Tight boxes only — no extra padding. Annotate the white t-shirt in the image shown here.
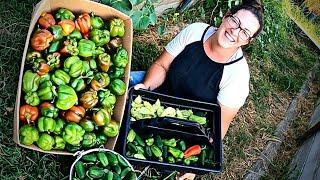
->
[165,22,250,108]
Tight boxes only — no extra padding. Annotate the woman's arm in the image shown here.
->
[139,50,175,90]
[219,103,239,139]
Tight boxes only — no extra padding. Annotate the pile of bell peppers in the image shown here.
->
[19,8,129,152]
[126,129,216,167]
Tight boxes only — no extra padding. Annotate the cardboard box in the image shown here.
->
[13,0,133,155]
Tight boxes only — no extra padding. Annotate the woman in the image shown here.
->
[130,0,263,179]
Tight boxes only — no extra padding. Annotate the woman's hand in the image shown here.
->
[134,83,148,90]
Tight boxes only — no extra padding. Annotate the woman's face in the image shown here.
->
[216,9,260,49]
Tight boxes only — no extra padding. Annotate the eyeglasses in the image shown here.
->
[226,15,252,41]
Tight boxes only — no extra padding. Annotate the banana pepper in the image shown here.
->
[63,122,85,146]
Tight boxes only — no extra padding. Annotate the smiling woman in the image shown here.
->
[130,1,263,178]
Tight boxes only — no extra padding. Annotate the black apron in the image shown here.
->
[156,26,243,103]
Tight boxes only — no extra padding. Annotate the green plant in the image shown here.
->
[100,0,158,30]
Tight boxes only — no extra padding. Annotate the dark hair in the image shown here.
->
[229,0,264,38]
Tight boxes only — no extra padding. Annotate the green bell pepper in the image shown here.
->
[108,66,124,79]
[54,136,66,150]
[37,117,56,133]
[22,70,40,93]
[26,51,41,64]
[146,138,154,146]
[56,85,78,110]
[65,143,81,152]
[98,90,116,108]
[93,108,111,126]
[40,102,59,118]
[64,56,83,77]
[46,52,61,70]
[79,119,95,132]
[95,133,108,146]
[63,122,85,146]
[112,47,128,68]
[55,8,75,21]
[97,53,111,72]
[81,60,91,75]
[51,69,70,85]
[48,40,61,53]
[24,92,40,106]
[39,74,51,84]
[82,132,96,148]
[78,39,105,57]
[109,79,126,96]
[54,118,66,135]
[103,120,119,137]
[86,58,97,70]
[71,78,86,92]
[90,29,110,46]
[168,156,175,164]
[37,81,56,101]
[91,13,104,29]
[109,18,125,37]
[37,133,55,151]
[168,147,184,159]
[60,39,79,56]
[19,124,39,145]
[68,29,82,40]
[50,25,63,41]
[184,156,198,165]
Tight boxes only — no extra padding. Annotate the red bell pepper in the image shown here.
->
[184,145,201,159]
[31,29,54,51]
[75,13,91,38]
[38,12,56,29]
[19,104,39,124]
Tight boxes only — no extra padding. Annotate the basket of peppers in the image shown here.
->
[13,0,133,155]
[69,148,137,180]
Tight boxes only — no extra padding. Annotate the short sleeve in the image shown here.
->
[217,60,250,109]
[165,22,209,57]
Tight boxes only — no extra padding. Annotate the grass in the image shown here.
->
[0,0,319,179]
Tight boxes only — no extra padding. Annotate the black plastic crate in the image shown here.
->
[118,88,222,174]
